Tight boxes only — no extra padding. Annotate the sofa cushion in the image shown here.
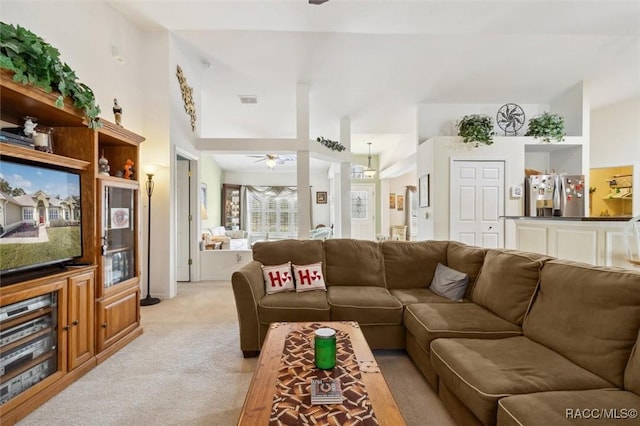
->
[498,389,640,426]
[324,239,386,287]
[327,286,403,325]
[430,336,615,426]
[381,240,449,289]
[446,241,485,298]
[404,303,522,351]
[429,263,469,301]
[626,329,640,395]
[262,262,295,294]
[471,249,547,325]
[258,291,330,324]
[524,260,640,388]
[292,262,327,292]
[253,240,324,269]
[389,288,456,306]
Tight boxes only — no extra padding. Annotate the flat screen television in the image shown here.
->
[0,157,83,280]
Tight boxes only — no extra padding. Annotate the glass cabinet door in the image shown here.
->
[100,181,137,295]
[222,184,241,230]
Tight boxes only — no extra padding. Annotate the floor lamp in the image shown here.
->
[141,170,161,306]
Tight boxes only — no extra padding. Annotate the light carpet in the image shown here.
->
[17,281,454,426]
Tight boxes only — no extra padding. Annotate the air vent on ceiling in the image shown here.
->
[239,95,257,104]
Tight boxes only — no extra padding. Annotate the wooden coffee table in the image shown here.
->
[238,321,406,425]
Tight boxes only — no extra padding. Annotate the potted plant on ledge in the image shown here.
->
[525,111,566,143]
[456,114,495,147]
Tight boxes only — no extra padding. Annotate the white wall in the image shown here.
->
[1,2,146,134]
[550,82,586,137]
[418,103,548,140]
[384,172,417,236]
[200,154,224,230]
[590,99,640,167]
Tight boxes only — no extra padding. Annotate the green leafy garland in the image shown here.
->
[525,112,565,143]
[456,114,495,146]
[316,136,346,152]
[0,22,101,128]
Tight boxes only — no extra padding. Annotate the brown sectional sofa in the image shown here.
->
[231,238,640,425]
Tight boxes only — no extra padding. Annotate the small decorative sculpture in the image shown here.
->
[123,159,135,179]
[113,98,123,126]
[98,152,110,176]
[23,116,37,137]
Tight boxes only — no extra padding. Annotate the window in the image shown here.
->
[247,186,297,236]
[23,208,33,221]
[49,209,59,220]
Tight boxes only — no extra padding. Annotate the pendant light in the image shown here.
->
[363,142,376,178]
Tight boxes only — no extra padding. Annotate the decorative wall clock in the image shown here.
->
[496,103,525,136]
[176,65,197,132]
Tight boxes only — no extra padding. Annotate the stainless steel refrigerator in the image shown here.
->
[525,175,558,217]
[556,174,585,217]
[525,174,585,217]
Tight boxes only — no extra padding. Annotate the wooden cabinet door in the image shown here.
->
[96,286,140,352]
[67,270,95,370]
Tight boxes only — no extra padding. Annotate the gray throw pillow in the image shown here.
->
[429,263,469,301]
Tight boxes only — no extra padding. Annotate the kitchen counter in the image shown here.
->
[503,216,632,222]
[504,217,632,268]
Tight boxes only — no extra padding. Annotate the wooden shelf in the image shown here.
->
[0,142,91,170]
[0,70,86,127]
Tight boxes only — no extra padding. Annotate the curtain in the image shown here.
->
[245,186,297,202]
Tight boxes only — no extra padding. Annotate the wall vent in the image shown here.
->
[239,95,257,104]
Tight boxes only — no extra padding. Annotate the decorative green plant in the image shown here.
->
[0,22,101,128]
[456,114,495,146]
[316,136,346,152]
[525,111,565,143]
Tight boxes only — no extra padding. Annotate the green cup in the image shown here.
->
[314,328,337,370]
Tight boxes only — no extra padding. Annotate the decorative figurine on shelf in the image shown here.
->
[113,98,123,126]
[123,159,135,179]
[98,152,110,176]
[23,116,37,137]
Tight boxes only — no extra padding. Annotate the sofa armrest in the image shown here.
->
[231,260,265,355]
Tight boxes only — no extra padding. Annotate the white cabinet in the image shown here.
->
[507,218,631,268]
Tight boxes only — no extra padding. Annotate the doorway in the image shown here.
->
[351,183,376,240]
[450,160,505,248]
[176,156,192,282]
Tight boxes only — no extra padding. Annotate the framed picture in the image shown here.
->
[397,195,404,211]
[389,193,396,209]
[316,191,327,204]
[419,174,430,207]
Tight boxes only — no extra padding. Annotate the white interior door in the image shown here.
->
[351,183,375,240]
[450,160,505,248]
[176,159,190,282]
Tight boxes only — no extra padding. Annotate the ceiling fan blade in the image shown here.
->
[253,158,267,163]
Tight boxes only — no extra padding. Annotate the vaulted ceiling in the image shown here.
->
[111,0,639,167]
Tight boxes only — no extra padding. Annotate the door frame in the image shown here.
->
[449,157,508,248]
[174,147,200,284]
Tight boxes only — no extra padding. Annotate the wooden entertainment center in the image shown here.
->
[0,70,144,424]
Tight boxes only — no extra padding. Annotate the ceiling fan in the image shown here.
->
[247,154,296,169]
[309,0,330,4]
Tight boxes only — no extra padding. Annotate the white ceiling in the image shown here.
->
[110,0,640,171]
